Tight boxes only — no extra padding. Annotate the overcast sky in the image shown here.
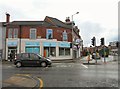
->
[0,0,119,47]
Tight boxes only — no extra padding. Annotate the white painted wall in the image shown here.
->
[0,22,6,60]
[0,23,2,50]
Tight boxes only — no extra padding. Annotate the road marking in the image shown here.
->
[15,74,30,77]
[81,64,88,68]
[38,78,43,89]
[7,66,12,68]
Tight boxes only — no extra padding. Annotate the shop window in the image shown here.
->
[59,48,70,56]
[25,47,40,54]
[59,48,64,56]
[65,48,70,55]
[63,30,67,41]
[30,28,36,39]
[46,29,53,39]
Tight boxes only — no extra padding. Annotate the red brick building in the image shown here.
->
[6,14,82,60]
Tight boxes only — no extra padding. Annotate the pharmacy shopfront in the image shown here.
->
[6,39,72,60]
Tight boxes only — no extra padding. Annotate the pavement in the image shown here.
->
[2,74,40,89]
[80,55,118,65]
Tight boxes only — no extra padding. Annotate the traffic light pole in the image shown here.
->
[95,46,97,64]
[103,45,106,63]
[91,37,97,64]
[100,38,106,63]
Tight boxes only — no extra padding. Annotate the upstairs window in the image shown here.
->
[13,28,18,38]
[63,30,67,41]
[8,28,12,38]
[8,28,18,38]
[30,28,36,39]
[46,29,53,39]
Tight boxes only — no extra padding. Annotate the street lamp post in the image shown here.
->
[71,12,79,59]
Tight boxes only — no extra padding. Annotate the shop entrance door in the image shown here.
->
[8,47,17,60]
[44,47,49,57]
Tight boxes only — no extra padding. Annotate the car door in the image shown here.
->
[29,53,40,66]
[21,53,31,66]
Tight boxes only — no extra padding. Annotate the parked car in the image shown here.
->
[14,53,52,68]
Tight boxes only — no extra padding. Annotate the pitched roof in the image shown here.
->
[8,21,44,26]
[7,16,72,29]
[44,16,72,29]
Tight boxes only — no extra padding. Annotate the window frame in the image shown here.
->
[63,30,68,41]
[59,47,70,56]
[30,28,36,39]
[13,28,18,38]
[46,29,53,39]
[8,28,13,38]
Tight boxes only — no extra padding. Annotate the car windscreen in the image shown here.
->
[37,54,45,59]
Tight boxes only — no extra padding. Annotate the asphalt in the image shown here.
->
[1,55,117,88]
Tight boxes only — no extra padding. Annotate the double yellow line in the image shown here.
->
[15,74,43,89]
[38,78,43,89]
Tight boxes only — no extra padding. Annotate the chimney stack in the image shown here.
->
[6,13,10,23]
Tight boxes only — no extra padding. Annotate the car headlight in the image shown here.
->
[47,59,51,62]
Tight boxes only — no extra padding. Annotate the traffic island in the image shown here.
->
[2,74,40,89]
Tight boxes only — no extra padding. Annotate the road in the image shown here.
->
[1,56,119,88]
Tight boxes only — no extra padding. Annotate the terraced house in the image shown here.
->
[6,14,82,61]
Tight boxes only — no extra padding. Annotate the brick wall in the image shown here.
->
[6,25,72,42]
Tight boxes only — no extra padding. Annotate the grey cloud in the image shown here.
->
[79,21,117,46]
[0,4,27,21]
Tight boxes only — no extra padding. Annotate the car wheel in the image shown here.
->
[41,62,47,67]
[16,62,21,68]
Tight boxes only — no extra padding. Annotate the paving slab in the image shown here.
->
[2,75,38,88]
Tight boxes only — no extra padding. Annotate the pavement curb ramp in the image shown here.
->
[2,75,40,89]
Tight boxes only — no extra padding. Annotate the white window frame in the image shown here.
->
[13,28,18,38]
[63,30,67,41]
[46,29,53,39]
[30,28,36,39]
[8,28,13,38]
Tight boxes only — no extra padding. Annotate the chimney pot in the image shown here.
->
[65,17,70,22]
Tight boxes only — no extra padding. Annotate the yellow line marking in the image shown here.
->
[15,74,30,77]
[38,78,43,89]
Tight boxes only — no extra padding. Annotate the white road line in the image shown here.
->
[7,66,12,68]
[81,64,88,69]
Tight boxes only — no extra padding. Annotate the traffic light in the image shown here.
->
[100,38,104,45]
[116,42,119,48]
[91,37,96,46]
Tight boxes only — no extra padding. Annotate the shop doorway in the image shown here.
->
[44,47,56,57]
[8,47,17,60]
